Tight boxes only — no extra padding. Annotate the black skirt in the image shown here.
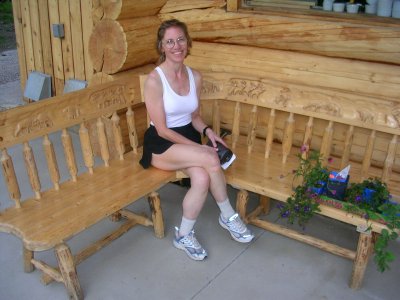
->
[139,122,201,169]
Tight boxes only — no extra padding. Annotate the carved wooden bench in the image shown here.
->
[196,72,400,289]
[0,77,176,299]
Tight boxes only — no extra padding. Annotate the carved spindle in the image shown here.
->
[79,123,94,174]
[282,112,295,163]
[212,100,220,137]
[382,135,398,183]
[341,125,354,169]
[1,149,21,208]
[231,102,241,150]
[61,129,78,182]
[301,116,314,159]
[96,117,110,167]
[23,142,41,199]
[247,105,258,154]
[126,107,138,154]
[320,120,334,166]
[265,109,275,158]
[43,135,60,191]
[361,130,376,180]
[111,112,125,160]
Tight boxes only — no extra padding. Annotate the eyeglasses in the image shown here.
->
[163,37,187,49]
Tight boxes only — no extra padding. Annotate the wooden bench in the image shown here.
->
[0,77,176,300]
[195,71,400,289]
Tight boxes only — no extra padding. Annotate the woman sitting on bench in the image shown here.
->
[140,19,254,261]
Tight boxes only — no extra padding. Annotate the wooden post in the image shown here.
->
[23,142,41,199]
[260,195,271,214]
[361,130,375,180]
[1,148,22,208]
[97,117,110,167]
[227,0,240,12]
[265,108,275,158]
[62,129,78,182]
[55,243,83,300]
[236,189,249,223]
[43,135,60,190]
[341,125,354,169]
[148,192,164,238]
[23,246,34,273]
[282,112,294,163]
[247,105,258,154]
[231,102,241,150]
[349,232,372,289]
[79,123,94,174]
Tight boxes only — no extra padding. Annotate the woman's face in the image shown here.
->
[161,26,188,63]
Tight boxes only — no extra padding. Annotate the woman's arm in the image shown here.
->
[191,70,228,148]
[144,71,200,146]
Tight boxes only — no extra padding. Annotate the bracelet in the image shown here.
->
[202,126,211,137]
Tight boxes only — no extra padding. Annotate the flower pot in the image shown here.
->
[323,0,334,10]
[362,187,376,204]
[377,0,393,17]
[346,3,360,13]
[311,181,326,195]
[333,2,346,12]
[326,172,349,200]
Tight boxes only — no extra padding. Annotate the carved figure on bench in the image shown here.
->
[140,19,254,261]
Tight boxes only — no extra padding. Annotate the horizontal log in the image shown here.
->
[89,18,160,74]
[94,0,167,21]
[250,217,357,260]
[160,0,226,13]
[160,7,400,65]
[186,41,400,103]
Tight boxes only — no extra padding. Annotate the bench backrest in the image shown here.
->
[0,77,142,209]
[199,72,400,202]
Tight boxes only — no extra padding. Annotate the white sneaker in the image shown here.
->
[173,227,208,261]
[219,213,254,243]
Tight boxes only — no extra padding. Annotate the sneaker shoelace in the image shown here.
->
[226,213,247,233]
[180,230,202,249]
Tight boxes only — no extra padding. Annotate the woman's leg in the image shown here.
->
[151,144,228,203]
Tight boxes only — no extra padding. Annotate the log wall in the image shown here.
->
[12,0,95,97]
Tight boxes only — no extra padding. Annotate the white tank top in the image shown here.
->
[154,66,198,128]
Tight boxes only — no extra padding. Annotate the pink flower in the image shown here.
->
[300,144,309,153]
[328,157,333,164]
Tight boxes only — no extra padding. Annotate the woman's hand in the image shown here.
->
[205,128,228,149]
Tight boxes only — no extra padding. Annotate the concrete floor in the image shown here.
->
[0,61,399,300]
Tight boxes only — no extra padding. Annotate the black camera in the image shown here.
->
[207,140,234,165]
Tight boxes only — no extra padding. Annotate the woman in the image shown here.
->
[140,19,254,261]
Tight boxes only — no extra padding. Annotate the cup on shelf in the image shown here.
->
[392,1,400,18]
[333,2,346,12]
[365,3,378,14]
[346,3,360,13]
[323,0,334,10]
[377,0,393,17]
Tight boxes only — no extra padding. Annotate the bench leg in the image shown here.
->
[148,192,164,238]
[349,232,373,289]
[23,246,34,273]
[55,243,83,300]
[259,195,271,214]
[236,189,249,222]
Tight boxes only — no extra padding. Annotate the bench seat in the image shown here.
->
[224,136,391,234]
[0,150,175,252]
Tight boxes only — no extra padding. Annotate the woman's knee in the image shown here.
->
[202,148,221,171]
[189,168,210,191]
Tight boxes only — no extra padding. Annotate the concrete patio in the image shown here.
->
[0,51,399,300]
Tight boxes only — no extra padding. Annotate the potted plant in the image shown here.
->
[278,148,329,228]
[344,178,400,272]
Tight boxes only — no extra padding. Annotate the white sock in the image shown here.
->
[217,199,236,220]
[179,216,196,237]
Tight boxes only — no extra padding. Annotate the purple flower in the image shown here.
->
[304,206,311,213]
[355,195,362,203]
[281,210,290,218]
[300,144,309,153]
[363,213,370,220]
